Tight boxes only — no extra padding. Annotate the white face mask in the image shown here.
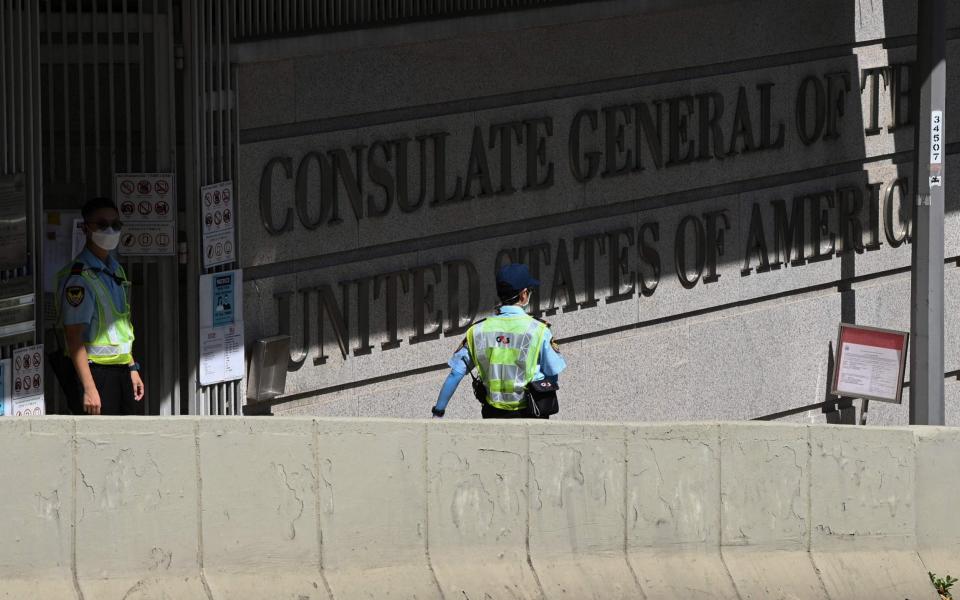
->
[91,228,121,251]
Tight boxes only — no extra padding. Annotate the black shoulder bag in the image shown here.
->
[525,379,559,417]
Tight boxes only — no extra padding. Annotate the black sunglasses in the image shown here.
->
[85,219,124,231]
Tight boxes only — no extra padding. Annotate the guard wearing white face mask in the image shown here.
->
[53,197,144,416]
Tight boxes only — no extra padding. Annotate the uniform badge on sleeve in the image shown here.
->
[65,286,85,307]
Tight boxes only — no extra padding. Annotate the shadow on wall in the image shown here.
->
[247,0,956,424]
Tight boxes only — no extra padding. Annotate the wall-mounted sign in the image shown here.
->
[831,324,909,404]
[11,344,44,414]
[199,270,244,386]
[200,180,236,268]
[12,396,44,416]
[114,173,177,256]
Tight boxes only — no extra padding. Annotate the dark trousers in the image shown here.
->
[481,403,549,420]
[65,363,138,416]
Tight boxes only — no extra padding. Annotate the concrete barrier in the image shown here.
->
[0,419,76,600]
[809,427,933,600]
[427,422,539,599]
[719,423,827,600]
[0,417,954,600]
[916,427,960,582]
[75,418,206,600]
[627,423,737,600]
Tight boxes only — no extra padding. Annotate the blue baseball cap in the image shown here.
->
[496,263,540,296]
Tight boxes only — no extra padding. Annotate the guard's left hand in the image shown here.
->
[131,371,145,401]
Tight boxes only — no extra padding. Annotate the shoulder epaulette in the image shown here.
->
[533,316,552,328]
[70,262,85,276]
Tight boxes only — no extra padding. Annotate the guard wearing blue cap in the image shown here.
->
[431,263,566,419]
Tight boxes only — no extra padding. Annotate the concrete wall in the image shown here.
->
[1,417,957,600]
[234,0,960,424]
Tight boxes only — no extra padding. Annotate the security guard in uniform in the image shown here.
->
[431,263,566,419]
[54,197,144,415]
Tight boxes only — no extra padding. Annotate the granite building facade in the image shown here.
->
[225,0,958,423]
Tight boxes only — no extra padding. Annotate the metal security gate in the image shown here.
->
[0,1,43,363]
[183,0,242,414]
[38,0,180,414]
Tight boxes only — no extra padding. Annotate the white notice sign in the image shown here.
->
[12,396,45,416]
[836,344,900,400]
[198,270,245,386]
[200,324,245,386]
[832,324,909,404]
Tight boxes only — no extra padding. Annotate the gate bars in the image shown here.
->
[0,1,42,362]
[184,0,243,415]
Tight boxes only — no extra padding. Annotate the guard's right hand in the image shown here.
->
[83,388,102,415]
[431,406,445,418]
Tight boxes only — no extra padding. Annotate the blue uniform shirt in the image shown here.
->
[58,248,128,343]
[435,305,566,411]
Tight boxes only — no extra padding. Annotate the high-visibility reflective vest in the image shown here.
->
[55,262,135,366]
[466,314,547,411]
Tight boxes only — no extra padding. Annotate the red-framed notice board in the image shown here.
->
[831,323,910,404]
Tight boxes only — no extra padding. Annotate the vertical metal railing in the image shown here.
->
[185,0,242,415]
[38,1,180,414]
[0,0,42,362]
[230,0,584,39]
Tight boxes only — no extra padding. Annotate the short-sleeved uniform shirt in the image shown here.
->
[447,305,566,380]
[58,248,128,343]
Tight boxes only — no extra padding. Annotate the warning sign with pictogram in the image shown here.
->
[114,173,177,256]
[12,344,43,405]
[200,180,236,268]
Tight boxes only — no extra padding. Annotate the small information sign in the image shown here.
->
[12,396,44,416]
[200,180,236,268]
[12,344,44,401]
[831,324,909,404]
[198,270,244,386]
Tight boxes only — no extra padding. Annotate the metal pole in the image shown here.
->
[909,0,946,425]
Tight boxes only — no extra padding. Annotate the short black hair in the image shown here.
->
[497,285,523,304]
[81,197,118,220]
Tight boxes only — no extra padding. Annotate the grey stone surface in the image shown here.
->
[239,1,918,128]
[235,0,960,426]
[272,261,960,424]
[237,60,296,130]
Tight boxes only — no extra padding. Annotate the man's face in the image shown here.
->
[83,207,121,238]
